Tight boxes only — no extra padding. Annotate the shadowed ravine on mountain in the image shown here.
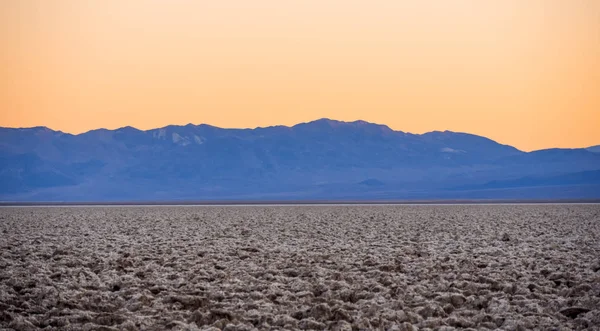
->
[1,119,599,201]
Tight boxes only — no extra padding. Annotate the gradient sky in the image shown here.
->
[1,0,599,151]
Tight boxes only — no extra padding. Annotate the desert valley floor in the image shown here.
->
[1,205,599,331]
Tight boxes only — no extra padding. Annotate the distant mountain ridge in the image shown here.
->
[588,145,600,153]
[1,119,599,201]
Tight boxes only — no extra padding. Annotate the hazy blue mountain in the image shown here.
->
[358,179,386,187]
[454,170,600,190]
[1,119,599,201]
[588,145,600,153]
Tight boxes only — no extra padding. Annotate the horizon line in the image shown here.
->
[0,117,485,138]
[1,117,598,152]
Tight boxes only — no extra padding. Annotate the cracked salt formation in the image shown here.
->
[1,205,599,330]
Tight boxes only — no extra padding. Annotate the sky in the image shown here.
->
[1,0,599,151]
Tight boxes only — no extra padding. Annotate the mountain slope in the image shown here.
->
[1,119,599,201]
[454,170,600,190]
[587,145,600,153]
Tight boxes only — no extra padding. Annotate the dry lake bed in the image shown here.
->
[1,205,599,331]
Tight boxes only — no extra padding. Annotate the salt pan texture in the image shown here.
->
[1,205,599,330]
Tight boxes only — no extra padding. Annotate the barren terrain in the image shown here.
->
[1,205,599,330]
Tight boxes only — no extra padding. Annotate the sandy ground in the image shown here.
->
[1,205,599,331]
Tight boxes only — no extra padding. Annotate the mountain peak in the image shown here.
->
[300,118,340,126]
[117,125,138,131]
[0,126,55,133]
[295,118,394,133]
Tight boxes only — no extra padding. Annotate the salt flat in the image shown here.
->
[1,205,599,330]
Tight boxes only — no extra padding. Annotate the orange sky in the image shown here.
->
[1,0,599,151]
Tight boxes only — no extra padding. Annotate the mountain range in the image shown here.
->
[1,118,599,201]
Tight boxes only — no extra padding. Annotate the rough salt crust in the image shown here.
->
[1,205,599,331]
